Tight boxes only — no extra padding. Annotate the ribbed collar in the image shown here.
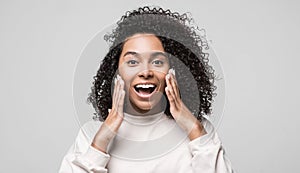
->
[123,111,165,126]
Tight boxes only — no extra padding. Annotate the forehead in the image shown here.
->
[122,34,164,53]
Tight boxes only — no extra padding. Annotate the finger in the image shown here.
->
[113,75,122,108]
[166,74,177,104]
[168,70,182,108]
[117,78,125,113]
[116,78,125,114]
[165,86,179,111]
[169,71,180,98]
[168,69,179,97]
[114,77,122,111]
[118,90,125,113]
[166,72,183,114]
[112,75,119,107]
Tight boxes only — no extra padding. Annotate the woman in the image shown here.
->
[60,6,234,173]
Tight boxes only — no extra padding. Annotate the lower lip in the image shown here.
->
[133,88,157,99]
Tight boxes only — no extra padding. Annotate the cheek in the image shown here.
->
[118,69,134,91]
[120,75,131,91]
[119,66,145,87]
[158,74,167,88]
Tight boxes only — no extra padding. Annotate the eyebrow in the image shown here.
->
[150,52,168,59]
[123,51,168,58]
[123,51,138,57]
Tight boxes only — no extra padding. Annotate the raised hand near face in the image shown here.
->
[165,69,207,140]
[92,75,125,153]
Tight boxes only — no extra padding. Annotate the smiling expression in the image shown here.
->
[118,34,170,115]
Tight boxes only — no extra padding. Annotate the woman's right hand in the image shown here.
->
[91,75,125,153]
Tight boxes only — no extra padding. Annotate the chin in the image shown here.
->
[133,101,154,111]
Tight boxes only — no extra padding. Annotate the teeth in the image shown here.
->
[135,84,155,89]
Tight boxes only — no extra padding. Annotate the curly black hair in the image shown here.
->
[87,6,216,121]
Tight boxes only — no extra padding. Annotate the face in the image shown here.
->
[118,34,170,114]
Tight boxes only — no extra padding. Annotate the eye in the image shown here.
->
[152,60,164,66]
[127,60,139,66]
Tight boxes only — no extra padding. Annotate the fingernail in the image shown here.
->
[172,69,176,76]
[170,68,175,76]
[117,74,122,82]
[114,76,117,84]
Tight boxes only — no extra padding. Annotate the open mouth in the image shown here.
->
[134,84,157,97]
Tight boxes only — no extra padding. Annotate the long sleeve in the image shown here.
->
[59,117,234,173]
[188,119,234,173]
[59,121,110,173]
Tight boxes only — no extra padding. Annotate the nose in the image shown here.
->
[137,69,154,79]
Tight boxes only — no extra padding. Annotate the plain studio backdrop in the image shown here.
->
[1,0,299,172]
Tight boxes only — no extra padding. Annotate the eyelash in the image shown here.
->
[152,60,164,65]
[126,59,164,66]
[127,60,139,65]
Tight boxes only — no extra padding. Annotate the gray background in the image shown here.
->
[0,0,299,172]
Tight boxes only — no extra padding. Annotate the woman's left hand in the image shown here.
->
[165,69,206,140]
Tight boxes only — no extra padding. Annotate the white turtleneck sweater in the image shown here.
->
[59,112,234,173]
